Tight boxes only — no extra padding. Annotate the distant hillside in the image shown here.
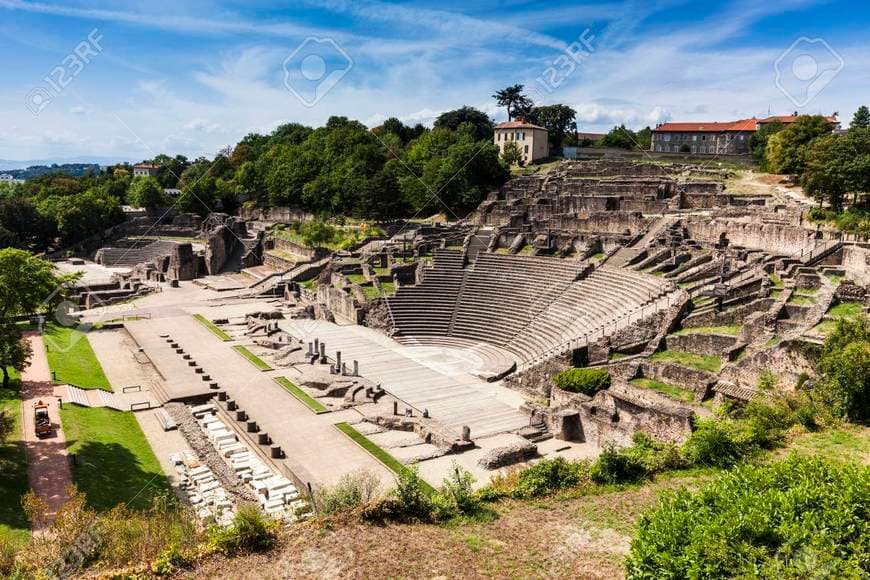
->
[0,156,130,171]
[2,163,103,179]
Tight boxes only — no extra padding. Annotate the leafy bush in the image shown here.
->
[392,467,434,521]
[683,418,754,468]
[511,457,590,498]
[591,442,648,485]
[209,505,278,554]
[439,462,480,516]
[316,470,382,514]
[552,368,610,396]
[626,457,870,579]
[623,433,687,474]
[817,315,870,423]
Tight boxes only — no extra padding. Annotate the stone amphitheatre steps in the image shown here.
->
[387,249,675,368]
[95,240,179,267]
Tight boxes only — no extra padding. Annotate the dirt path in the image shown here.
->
[20,331,72,527]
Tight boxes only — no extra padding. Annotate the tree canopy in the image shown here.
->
[127,176,168,210]
[850,105,870,131]
[492,84,533,122]
[765,115,834,175]
[527,104,577,148]
[434,107,493,141]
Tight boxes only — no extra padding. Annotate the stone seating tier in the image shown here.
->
[387,252,674,364]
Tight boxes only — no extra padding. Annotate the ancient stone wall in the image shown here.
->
[204,224,237,275]
[663,333,737,356]
[316,285,363,325]
[719,339,819,389]
[578,389,694,446]
[842,245,870,284]
[239,206,316,223]
[167,243,197,281]
[638,361,716,396]
[682,297,775,327]
[684,219,816,256]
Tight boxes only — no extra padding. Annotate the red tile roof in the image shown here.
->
[654,118,759,133]
[655,115,838,133]
[134,163,160,169]
[495,120,546,130]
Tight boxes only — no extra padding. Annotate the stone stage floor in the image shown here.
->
[280,320,529,439]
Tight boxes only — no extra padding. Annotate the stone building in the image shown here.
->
[650,115,839,155]
[494,120,549,163]
[133,163,160,177]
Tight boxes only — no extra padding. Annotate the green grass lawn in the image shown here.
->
[824,272,844,285]
[334,422,434,493]
[781,426,870,465]
[60,406,168,511]
[372,267,391,276]
[232,345,273,371]
[629,378,696,403]
[828,301,864,318]
[673,325,741,336]
[787,294,815,306]
[274,377,328,414]
[810,319,837,336]
[300,279,318,291]
[43,324,112,390]
[193,314,232,341]
[345,273,367,285]
[650,350,722,373]
[768,272,783,288]
[0,386,30,547]
[692,296,714,309]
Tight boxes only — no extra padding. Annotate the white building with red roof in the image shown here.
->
[133,162,160,177]
[650,115,839,155]
[493,119,549,163]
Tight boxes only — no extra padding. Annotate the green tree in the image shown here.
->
[802,128,870,210]
[0,248,76,322]
[298,220,337,248]
[492,84,533,121]
[36,189,123,244]
[765,115,833,175]
[0,328,32,389]
[434,107,493,141]
[635,126,653,151]
[0,197,54,251]
[598,124,639,149]
[750,120,785,167]
[400,127,508,215]
[528,104,577,148]
[850,105,870,131]
[501,140,522,166]
[127,176,168,209]
[818,315,870,422]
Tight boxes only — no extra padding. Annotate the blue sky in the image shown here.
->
[1,0,868,162]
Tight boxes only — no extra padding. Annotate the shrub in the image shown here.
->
[552,368,610,396]
[439,462,480,516]
[209,505,278,554]
[591,442,648,485]
[511,457,590,498]
[316,470,382,515]
[392,467,434,521]
[626,457,870,579]
[817,316,870,423]
[683,418,753,468]
[624,433,687,474]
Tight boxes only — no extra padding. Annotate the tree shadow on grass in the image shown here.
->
[65,440,169,512]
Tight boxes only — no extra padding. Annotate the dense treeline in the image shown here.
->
[754,109,870,236]
[0,111,512,251]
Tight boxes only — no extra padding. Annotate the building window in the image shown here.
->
[524,145,529,154]
[692,135,697,141]
[663,134,670,142]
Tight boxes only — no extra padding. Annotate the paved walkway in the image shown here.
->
[125,315,395,489]
[20,332,72,527]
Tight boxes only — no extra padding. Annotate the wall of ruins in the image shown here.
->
[272,238,327,260]
[719,339,819,389]
[316,285,363,325]
[239,206,316,223]
[842,245,870,284]
[578,390,694,447]
[684,219,817,256]
[663,333,737,356]
[546,211,651,235]
[204,225,237,275]
[167,243,198,280]
[638,361,715,397]
[682,297,775,327]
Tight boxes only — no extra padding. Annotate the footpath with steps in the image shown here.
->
[20,332,73,528]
